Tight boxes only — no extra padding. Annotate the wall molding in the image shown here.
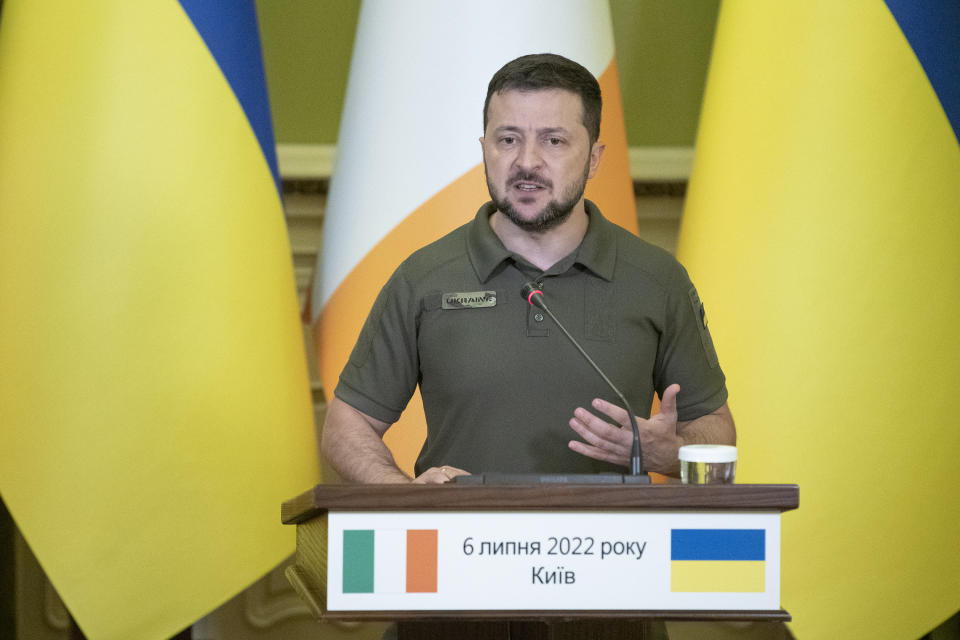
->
[276,144,337,179]
[627,146,694,181]
[277,144,693,182]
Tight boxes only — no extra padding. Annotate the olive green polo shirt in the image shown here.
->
[335,200,727,476]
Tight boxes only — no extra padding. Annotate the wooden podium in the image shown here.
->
[282,483,798,639]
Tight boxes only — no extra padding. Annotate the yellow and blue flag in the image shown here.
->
[679,1,959,637]
[670,529,765,593]
[0,1,319,639]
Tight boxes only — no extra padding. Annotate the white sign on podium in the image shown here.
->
[325,510,780,612]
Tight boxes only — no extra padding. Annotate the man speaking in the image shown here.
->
[321,53,734,484]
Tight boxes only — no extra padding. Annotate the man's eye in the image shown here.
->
[548,137,564,146]
[500,136,516,144]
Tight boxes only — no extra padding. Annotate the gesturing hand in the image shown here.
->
[568,384,682,474]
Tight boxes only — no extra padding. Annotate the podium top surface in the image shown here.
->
[281,483,799,525]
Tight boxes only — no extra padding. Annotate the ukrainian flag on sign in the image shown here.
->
[671,529,765,593]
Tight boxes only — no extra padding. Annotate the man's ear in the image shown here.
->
[587,141,605,178]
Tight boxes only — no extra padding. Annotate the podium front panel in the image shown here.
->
[281,484,798,621]
[326,510,780,613]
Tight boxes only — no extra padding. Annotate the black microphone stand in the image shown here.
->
[522,283,647,480]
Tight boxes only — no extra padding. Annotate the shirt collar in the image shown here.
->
[574,200,617,281]
[467,200,617,283]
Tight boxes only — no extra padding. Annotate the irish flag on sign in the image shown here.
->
[343,529,438,593]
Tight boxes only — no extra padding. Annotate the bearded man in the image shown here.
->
[321,53,734,484]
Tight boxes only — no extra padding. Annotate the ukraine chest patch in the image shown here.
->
[441,291,497,309]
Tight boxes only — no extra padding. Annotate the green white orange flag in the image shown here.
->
[0,1,319,638]
[312,0,635,475]
[678,2,959,637]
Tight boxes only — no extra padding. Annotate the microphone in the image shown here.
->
[521,282,646,477]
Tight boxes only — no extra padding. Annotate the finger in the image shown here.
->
[568,440,629,467]
[658,384,680,419]
[569,414,632,454]
[572,406,631,439]
[412,467,448,484]
[411,469,442,484]
[589,398,631,427]
[412,466,470,484]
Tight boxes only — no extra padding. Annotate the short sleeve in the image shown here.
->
[333,263,421,424]
[652,265,728,421]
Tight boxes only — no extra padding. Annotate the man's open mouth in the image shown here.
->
[514,182,545,191]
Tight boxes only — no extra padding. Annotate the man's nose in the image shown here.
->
[515,141,543,170]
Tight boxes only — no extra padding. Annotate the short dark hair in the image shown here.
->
[483,53,602,144]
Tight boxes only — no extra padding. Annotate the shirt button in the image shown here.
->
[534,313,544,322]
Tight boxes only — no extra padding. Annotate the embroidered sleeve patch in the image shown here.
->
[688,287,720,369]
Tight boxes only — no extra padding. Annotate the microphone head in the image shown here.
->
[520,282,543,307]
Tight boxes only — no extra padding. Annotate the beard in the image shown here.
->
[486,159,591,234]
